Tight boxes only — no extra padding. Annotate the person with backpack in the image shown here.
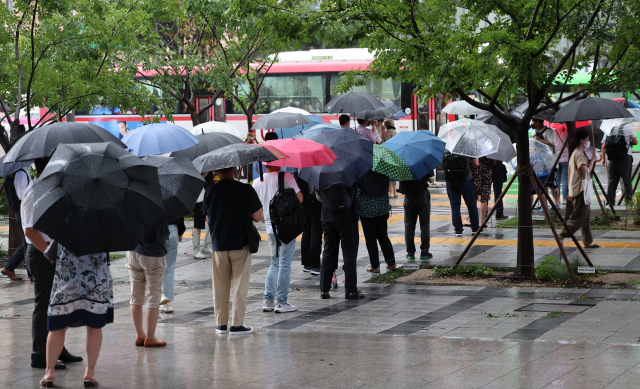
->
[318,183,363,299]
[359,170,395,273]
[253,164,304,313]
[602,125,638,203]
[399,171,434,261]
[443,151,480,236]
[1,165,31,281]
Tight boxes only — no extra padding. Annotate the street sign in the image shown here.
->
[532,214,545,220]
[404,263,420,270]
[577,266,595,274]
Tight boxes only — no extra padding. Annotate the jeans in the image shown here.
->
[446,179,479,233]
[162,224,179,302]
[404,191,431,256]
[556,162,569,200]
[607,155,633,203]
[361,214,395,268]
[264,234,296,303]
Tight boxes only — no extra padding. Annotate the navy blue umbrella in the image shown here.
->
[0,155,32,177]
[382,130,446,180]
[122,123,199,157]
[298,128,373,190]
[294,123,344,139]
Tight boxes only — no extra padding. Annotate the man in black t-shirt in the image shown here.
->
[400,171,434,261]
[202,167,263,335]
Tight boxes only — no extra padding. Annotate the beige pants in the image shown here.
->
[126,252,167,309]
[212,246,252,327]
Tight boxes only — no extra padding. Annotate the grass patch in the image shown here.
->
[109,253,125,260]
[542,311,563,319]
[535,255,592,283]
[368,267,416,283]
[432,264,494,278]
[497,215,639,230]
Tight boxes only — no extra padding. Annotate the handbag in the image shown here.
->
[245,186,261,254]
[582,168,593,205]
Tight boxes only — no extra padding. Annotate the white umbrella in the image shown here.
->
[191,121,244,139]
[271,107,312,115]
[438,119,501,158]
[485,126,517,162]
[600,118,638,137]
[441,101,487,115]
[627,108,640,122]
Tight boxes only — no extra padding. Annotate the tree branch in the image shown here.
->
[525,0,544,41]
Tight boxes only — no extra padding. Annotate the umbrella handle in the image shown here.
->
[259,161,264,181]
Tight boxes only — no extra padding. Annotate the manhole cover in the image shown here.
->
[516,303,589,313]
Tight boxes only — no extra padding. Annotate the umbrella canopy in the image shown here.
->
[627,108,640,122]
[294,123,344,139]
[515,102,556,121]
[442,101,487,115]
[0,155,32,177]
[170,132,242,160]
[552,97,633,122]
[372,145,413,181]
[509,138,556,175]
[382,130,446,180]
[271,107,311,115]
[251,112,310,130]
[142,156,206,221]
[324,92,385,114]
[438,119,502,158]
[298,128,374,190]
[192,143,286,173]
[475,111,517,142]
[121,123,199,157]
[32,143,166,256]
[3,122,125,163]
[381,100,406,118]
[355,106,398,120]
[190,121,243,139]
[600,118,639,137]
[485,127,517,162]
[273,115,324,139]
[264,138,337,169]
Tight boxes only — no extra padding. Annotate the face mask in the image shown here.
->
[585,141,591,148]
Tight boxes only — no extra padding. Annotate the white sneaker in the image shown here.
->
[160,294,169,305]
[162,302,173,313]
[274,302,297,313]
[262,299,274,312]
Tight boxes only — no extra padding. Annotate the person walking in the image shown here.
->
[254,164,303,313]
[159,218,185,314]
[203,166,263,335]
[532,118,560,205]
[127,224,169,347]
[2,165,31,281]
[400,172,434,261]
[40,245,113,387]
[383,119,399,198]
[443,151,480,236]
[359,170,396,273]
[602,126,638,203]
[297,176,322,275]
[356,119,376,143]
[318,183,363,300]
[492,162,508,219]
[471,157,496,224]
[23,158,82,370]
[559,131,600,248]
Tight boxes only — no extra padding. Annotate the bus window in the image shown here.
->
[329,75,401,106]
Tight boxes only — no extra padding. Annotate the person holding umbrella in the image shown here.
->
[1,160,32,281]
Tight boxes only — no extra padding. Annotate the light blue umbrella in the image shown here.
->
[382,130,446,180]
[122,123,199,157]
[294,123,344,139]
[274,115,324,139]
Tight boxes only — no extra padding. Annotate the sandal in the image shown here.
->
[366,267,380,273]
[84,379,99,387]
[40,379,54,388]
[387,265,397,271]
[584,243,600,248]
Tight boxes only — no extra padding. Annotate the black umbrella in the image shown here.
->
[170,132,242,160]
[552,97,633,122]
[298,128,373,190]
[515,102,556,121]
[142,156,206,221]
[473,111,517,143]
[324,92,385,114]
[0,155,32,177]
[355,106,398,120]
[32,142,166,256]
[3,122,125,163]
[192,143,285,174]
[250,113,310,130]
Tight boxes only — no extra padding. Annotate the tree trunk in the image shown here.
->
[189,109,201,127]
[515,122,535,277]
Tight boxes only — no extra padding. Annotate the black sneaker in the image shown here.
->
[495,214,508,220]
[215,325,228,334]
[302,266,312,273]
[454,231,463,237]
[229,325,253,335]
[310,268,321,275]
[420,252,433,260]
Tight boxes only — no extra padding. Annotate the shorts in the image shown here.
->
[193,202,206,229]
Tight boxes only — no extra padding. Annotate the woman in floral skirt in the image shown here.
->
[40,245,113,388]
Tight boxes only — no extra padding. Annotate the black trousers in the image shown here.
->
[301,200,322,269]
[25,244,56,364]
[5,212,31,276]
[608,154,633,203]
[320,221,359,294]
[492,173,505,216]
[404,191,431,256]
[361,214,395,268]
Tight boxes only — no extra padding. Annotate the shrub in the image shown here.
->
[535,255,587,282]
[625,192,640,224]
[432,264,493,278]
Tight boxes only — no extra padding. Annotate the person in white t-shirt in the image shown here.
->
[253,163,303,314]
[602,127,638,203]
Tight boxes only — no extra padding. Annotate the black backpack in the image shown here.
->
[606,133,630,162]
[321,184,353,212]
[399,178,426,197]
[443,154,469,183]
[3,170,23,212]
[269,172,307,245]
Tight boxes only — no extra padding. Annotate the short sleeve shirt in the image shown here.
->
[21,177,50,245]
[252,172,300,234]
[202,180,262,252]
[554,127,570,162]
[602,131,637,156]
[537,127,556,153]
[568,150,589,198]
[356,125,376,143]
[14,168,30,200]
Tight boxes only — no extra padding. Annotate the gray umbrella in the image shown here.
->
[170,132,242,160]
[143,156,206,221]
[516,102,556,121]
[32,142,166,256]
[0,155,32,177]
[192,143,285,174]
[3,122,125,163]
[552,97,633,122]
[355,106,398,120]
[251,113,310,130]
[324,92,385,113]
